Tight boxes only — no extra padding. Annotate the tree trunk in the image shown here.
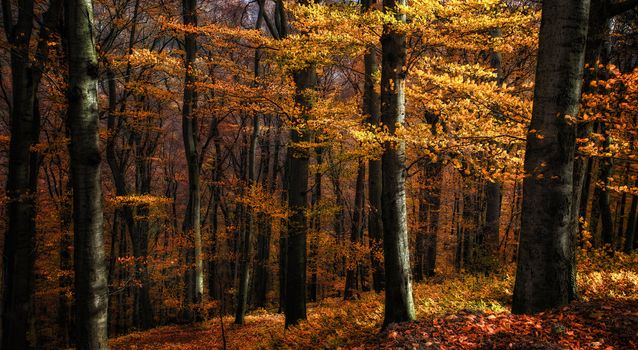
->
[253,123,272,308]
[235,113,259,325]
[623,181,638,253]
[345,161,365,300]
[512,0,590,314]
[308,149,322,303]
[380,0,415,327]
[362,0,385,295]
[597,124,614,248]
[424,162,441,278]
[181,0,204,321]
[65,0,109,346]
[208,119,223,301]
[284,64,316,326]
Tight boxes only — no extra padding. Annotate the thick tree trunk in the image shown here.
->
[380,0,415,327]
[512,0,590,314]
[65,0,109,347]
[284,64,316,327]
[182,0,204,320]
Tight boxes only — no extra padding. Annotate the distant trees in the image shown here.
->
[1,0,61,347]
[512,0,591,313]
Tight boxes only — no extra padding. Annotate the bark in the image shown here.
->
[482,29,504,265]
[345,161,365,300]
[362,0,385,294]
[65,0,109,346]
[253,126,271,308]
[512,0,590,314]
[623,181,638,253]
[132,150,155,329]
[380,0,415,327]
[615,189,627,250]
[182,0,204,320]
[284,64,316,327]
[277,0,317,327]
[308,148,322,302]
[208,120,223,301]
[462,183,478,269]
[424,163,441,278]
[235,113,259,325]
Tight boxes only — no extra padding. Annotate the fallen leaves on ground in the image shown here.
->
[362,299,638,350]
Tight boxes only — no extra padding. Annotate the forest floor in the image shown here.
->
[111,252,638,350]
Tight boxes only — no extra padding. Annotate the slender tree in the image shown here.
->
[380,0,416,327]
[65,0,109,346]
[182,0,204,320]
[362,0,385,293]
[512,0,590,314]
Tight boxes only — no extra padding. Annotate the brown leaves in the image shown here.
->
[364,299,638,349]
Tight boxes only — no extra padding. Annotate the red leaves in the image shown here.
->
[364,299,638,349]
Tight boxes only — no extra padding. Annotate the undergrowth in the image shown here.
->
[111,251,638,350]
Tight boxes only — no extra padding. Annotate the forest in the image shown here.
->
[1,0,638,349]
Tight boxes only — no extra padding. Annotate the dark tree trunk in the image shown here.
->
[481,29,504,268]
[65,0,109,346]
[453,190,463,272]
[624,181,638,253]
[380,0,415,327]
[284,64,316,326]
[362,0,385,294]
[131,153,155,330]
[208,120,223,301]
[462,184,477,269]
[235,113,259,325]
[2,0,61,347]
[182,0,204,320]
[308,149,322,303]
[424,163,441,278]
[512,0,590,314]
[253,122,272,308]
[345,161,365,299]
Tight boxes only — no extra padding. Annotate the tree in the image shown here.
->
[512,0,591,314]
[362,0,385,294]
[65,0,109,347]
[182,0,204,320]
[380,0,416,327]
